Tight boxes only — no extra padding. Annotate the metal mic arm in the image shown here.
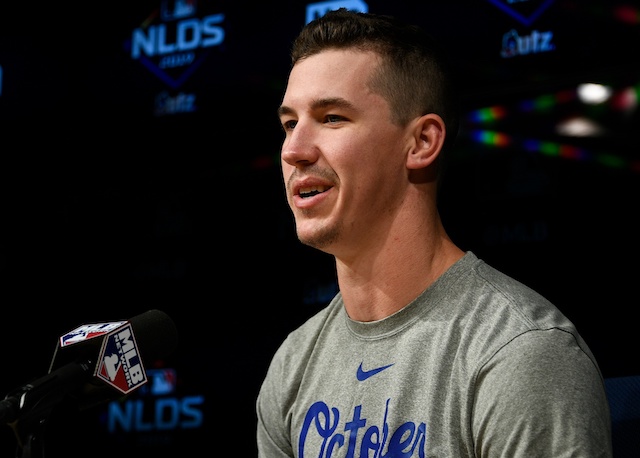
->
[3,359,95,458]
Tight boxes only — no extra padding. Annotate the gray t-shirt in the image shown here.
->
[256,252,612,457]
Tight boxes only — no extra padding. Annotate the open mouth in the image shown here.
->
[299,185,330,198]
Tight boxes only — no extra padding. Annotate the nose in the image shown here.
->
[281,121,319,167]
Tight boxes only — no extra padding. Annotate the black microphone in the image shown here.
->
[0,309,178,436]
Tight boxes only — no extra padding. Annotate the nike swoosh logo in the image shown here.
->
[356,362,394,381]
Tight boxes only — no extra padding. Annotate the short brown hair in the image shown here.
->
[290,8,460,154]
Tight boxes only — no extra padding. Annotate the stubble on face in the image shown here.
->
[296,214,341,250]
[286,165,342,251]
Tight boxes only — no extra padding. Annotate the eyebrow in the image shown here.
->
[277,97,355,118]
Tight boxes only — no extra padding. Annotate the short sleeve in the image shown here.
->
[472,328,612,457]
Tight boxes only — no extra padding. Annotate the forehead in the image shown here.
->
[283,49,382,107]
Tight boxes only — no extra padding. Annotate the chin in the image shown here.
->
[296,225,339,251]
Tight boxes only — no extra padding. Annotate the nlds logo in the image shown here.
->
[126,0,225,89]
[106,368,205,433]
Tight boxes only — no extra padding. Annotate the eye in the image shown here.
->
[281,119,297,131]
[325,114,344,124]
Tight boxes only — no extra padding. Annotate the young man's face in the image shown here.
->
[278,49,413,257]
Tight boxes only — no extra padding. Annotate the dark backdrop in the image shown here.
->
[1,0,639,456]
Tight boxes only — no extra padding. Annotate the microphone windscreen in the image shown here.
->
[48,309,179,373]
[128,309,179,364]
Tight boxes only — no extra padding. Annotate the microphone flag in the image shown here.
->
[59,320,148,395]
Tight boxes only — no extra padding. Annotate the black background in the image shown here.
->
[1,0,639,456]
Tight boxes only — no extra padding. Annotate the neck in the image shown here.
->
[335,212,464,322]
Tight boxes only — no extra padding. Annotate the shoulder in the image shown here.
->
[452,252,577,332]
[459,252,553,308]
[442,252,603,376]
[473,328,612,456]
[256,294,344,443]
[484,328,604,383]
[261,294,343,387]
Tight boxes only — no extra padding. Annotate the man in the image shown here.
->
[257,8,612,457]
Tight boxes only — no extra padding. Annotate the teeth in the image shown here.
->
[299,185,328,197]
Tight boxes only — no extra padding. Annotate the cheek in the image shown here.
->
[281,162,293,189]
[347,126,404,169]
[349,132,407,193]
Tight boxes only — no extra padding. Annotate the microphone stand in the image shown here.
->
[1,360,95,458]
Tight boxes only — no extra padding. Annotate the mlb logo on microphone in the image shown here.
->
[60,321,127,347]
[95,323,148,394]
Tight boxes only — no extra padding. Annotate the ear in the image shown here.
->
[406,113,446,170]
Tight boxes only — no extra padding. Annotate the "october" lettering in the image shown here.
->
[299,398,426,457]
